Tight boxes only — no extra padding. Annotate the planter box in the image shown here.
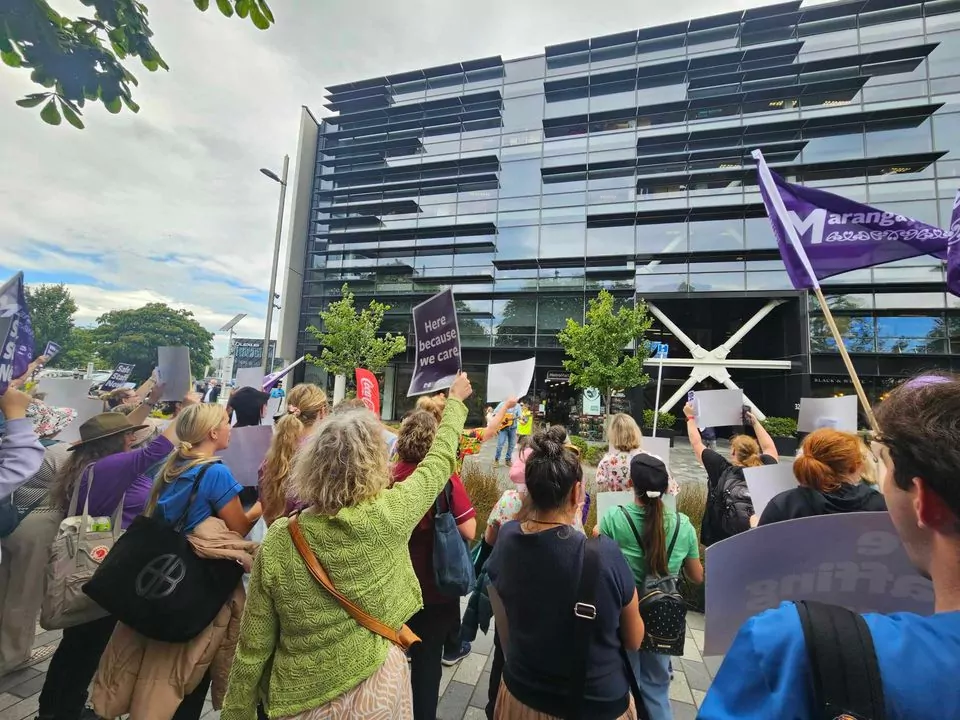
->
[643,429,676,447]
[773,436,799,456]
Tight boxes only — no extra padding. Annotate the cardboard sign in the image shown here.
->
[597,490,677,525]
[691,389,744,428]
[408,289,461,397]
[640,436,671,471]
[486,358,535,403]
[235,367,264,391]
[798,395,859,433]
[218,425,275,487]
[37,377,102,444]
[703,512,934,656]
[157,347,191,401]
[99,363,137,393]
[42,341,62,361]
[743,462,799,519]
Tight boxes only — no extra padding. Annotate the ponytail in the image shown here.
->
[260,413,305,525]
[640,494,668,577]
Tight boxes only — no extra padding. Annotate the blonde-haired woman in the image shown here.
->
[683,402,779,545]
[259,384,328,526]
[595,413,679,495]
[222,374,474,720]
[91,402,262,720]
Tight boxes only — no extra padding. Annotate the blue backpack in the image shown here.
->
[432,482,475,597]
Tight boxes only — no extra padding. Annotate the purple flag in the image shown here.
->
[0,273,35,395]
[948,191,960,298]
[753,151,951,290]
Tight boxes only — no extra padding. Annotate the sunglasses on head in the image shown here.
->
[563,442,582,458]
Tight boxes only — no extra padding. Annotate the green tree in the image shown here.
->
[90,302,213,382]
[59,326,111,370]
[306,284,407,377]
[809,295,875,353]
[24,283,77,366]
[558,290,654,425]
[2,0,274,127]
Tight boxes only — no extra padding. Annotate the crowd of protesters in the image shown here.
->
[0,360,957,720]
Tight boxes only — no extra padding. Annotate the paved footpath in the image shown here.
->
[0,440,724,719]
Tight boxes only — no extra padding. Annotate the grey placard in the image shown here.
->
[692,389,744,428]
[157,347,192,401]
[798,395,858,432]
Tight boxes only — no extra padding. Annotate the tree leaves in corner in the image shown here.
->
[2,0,275,127]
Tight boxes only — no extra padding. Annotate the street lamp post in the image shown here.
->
[260,155,289,375]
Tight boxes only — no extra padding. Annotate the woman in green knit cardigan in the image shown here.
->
[221,374,474,720]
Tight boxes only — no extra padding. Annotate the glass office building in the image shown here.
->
[277,0,960,425]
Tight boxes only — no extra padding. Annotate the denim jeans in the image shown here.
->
[627,650,672,720]
[495,426,516,462]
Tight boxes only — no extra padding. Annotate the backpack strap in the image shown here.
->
[568,536,602,720]
[795,600,887,720]
[619,504,681,577]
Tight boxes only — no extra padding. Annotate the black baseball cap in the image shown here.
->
[630,453,670,496]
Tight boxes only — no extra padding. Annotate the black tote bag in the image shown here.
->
[83,462,244,643]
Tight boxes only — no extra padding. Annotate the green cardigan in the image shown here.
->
[221,399,468,720]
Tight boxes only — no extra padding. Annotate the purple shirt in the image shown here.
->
[75,435,174,528]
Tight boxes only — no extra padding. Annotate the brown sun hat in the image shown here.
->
[68,412,149,451]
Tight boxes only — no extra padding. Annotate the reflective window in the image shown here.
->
[875,293,946,309]
[689,219,745,252]
[865,119,932,157]
[496,226,540,260]
[810,314,875,353]
[637,222,687,254]
[587,225,635,256]
[538,296,585,331]
[505,56,546,83]
[539,223,586,258]
[497,208,540,227]
[499,159,543,198]
[746,271,792,291]
[637,273,688,293]
[505,80,544,98]
[928,31,960,78]
[802,132,864,164]
[503,95,544,132]
[494,298,537,335]
[745,217,776,249]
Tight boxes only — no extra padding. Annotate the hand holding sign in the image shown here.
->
[0,385,33,420]
[449,372,473,402]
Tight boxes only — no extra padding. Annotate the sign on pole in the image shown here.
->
[99,363,137,393]
[651,342,668,436]
[408,289,461,397]
[703,512,933,656]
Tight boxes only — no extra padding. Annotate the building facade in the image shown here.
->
[278,0,960,427]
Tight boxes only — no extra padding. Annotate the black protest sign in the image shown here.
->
[100,363,136,392]
[408,289,461,397]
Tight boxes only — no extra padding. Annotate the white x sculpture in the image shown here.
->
[642,299,792,421]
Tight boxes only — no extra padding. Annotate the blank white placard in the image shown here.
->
[486,358,536,402]
[798,395,859,433]
[157,347,192,401]
[692,389,744,428]
[744,461,798,518]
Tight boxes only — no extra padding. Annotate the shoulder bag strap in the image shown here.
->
[172,462,220,533]
[568,536,602,720]
[288,513,421,651]
[795,600,887,720]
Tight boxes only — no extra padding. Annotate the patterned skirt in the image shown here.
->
[493,681,639,720]
[282,645,412,720]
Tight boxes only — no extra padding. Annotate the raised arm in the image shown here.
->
[683,403,707,465]
[382,374,473,531]
[125,382,166,427]
[161,391,201,444]
[747,410,779,461]
[480,397,517,442]
[0,387,44,501]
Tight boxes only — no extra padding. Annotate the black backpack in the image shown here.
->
[796,600,886,720]
[620,506,687,656]
[701,464,754,547]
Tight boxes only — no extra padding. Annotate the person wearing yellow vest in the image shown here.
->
[517,402,534,440]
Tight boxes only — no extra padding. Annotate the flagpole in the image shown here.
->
[752,151,880,435]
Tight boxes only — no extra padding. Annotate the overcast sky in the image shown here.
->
[0,0,827,357]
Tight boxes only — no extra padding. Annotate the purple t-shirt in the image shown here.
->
[75,435,174,528]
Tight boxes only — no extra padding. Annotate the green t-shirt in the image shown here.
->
[599,503,700,587]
